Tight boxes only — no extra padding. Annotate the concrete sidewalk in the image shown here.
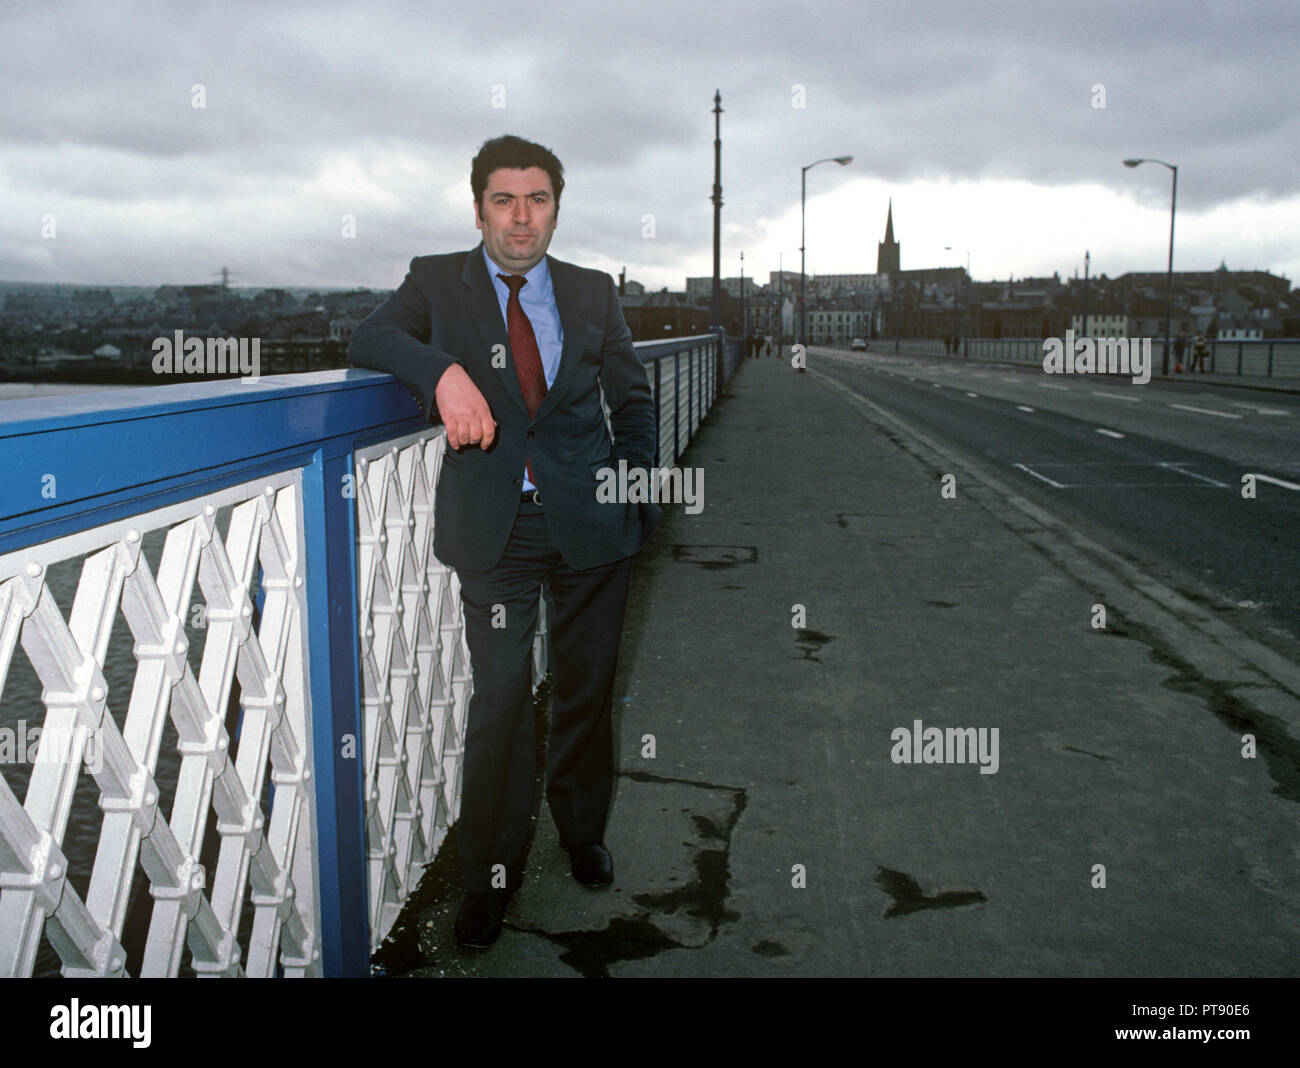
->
[377,356,1300,978]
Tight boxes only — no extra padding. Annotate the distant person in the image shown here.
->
[943,336,952,355]
[1174,330,1188,370]
[952,336,961,357]
[1190,333,1209,373]
[745,331,756,359]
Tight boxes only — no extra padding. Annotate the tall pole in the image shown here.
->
[1164,166,1177,375]
[710,90,723,333]
[778,250,784,350]
[799,155,852,351]
[964,251,971,353]
[945,245,958,344]
[1082,249,1090,337]
[799,167,807,348]
[740,250,746,340]
[1123,158,1178,375]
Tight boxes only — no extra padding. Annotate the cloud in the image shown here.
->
[0,0,1294,288]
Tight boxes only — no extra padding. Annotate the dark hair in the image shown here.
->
[471,135,565,211]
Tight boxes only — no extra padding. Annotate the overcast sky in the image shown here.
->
[2,0,1296,294]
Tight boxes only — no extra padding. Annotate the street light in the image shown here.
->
[1123,157,1178,375]
[944,245,971,355]
[800,155,852,349]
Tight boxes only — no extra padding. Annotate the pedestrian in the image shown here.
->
[349,134,658,950]
[1174,330,1188,371]
[1190,333,1209,373]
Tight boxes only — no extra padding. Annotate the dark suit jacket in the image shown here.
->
[348,244,660,571]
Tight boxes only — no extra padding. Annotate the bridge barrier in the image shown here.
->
[0,333,725,977]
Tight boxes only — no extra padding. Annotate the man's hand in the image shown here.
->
[435,362,497,450]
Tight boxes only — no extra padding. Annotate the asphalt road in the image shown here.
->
[811,346,1300,644]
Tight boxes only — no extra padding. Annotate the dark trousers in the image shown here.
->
[454,498,633,892]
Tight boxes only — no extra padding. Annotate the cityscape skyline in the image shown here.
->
[2,1,1296,292]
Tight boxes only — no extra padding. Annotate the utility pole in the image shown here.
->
[1081,249,1090,337]
[709,90,725,385]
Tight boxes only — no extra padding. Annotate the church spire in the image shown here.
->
[877,198,900,275]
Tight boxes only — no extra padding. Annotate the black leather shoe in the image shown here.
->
[454,891,512,949]
[566,842,613,887]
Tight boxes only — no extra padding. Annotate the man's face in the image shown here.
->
[475,166,557,274]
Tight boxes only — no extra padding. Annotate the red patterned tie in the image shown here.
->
[498,273,547,483]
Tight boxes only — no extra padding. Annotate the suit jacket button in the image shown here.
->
[513,478,523,487]
[526,429,535,439]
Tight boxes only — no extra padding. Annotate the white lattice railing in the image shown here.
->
[353,430,553,950]
[0,473,319,977]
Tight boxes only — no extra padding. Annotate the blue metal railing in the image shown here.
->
[0,333,726,977]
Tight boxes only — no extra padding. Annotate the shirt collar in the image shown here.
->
[482,245,552,294]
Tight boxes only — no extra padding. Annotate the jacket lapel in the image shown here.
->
[535,255,590,422]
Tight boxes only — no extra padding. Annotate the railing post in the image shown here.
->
[688,349,694,438]
[673,351,681,464]
[1237,342,1243,375]
[1268,342,1274,377]
[654,356,662,468]
[301,442,370,977]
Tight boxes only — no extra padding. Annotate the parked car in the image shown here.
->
[850,338,868,351]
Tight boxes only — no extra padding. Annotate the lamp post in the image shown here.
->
[800,155,852,349]
[740,250,746,342]
[1123,157,1177,376]
[944,245,970,355]
[1081,249,1090,338]
[963,250,971,354]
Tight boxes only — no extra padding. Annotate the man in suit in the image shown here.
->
[348,135,659,949]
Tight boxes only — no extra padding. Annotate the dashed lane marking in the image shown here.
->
[1157,462,1230,488]
[1252,473,1300,492]
[1095,428,1125,439]
[1170,403,1243,420]
[1012,462,1067,488]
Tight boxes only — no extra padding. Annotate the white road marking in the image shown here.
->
[1016,404,1036,412]
[965,392,980,398]
[1252,473,1300,491]
[1170,403,1243,419]
[1013,462,1067,488]
[1038,383,1068,391]
[1092,390,1142,402]
[1095,428,1125,438]
[1158,462,1229,488]
[1228,401,1289,416]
